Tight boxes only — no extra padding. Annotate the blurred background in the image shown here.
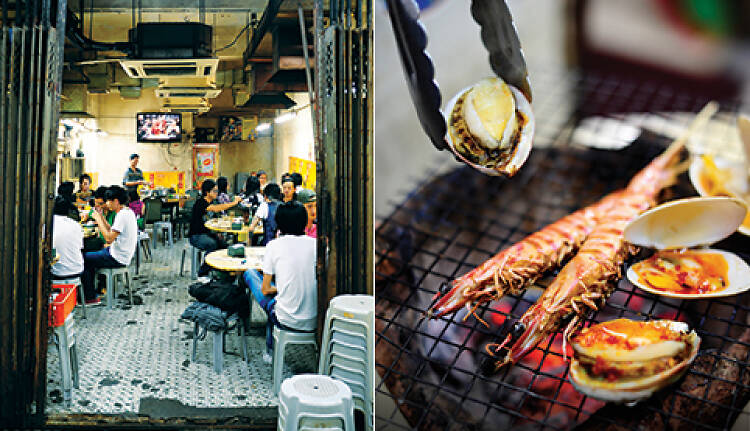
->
[376,0,750,428]
[376,0,750,211]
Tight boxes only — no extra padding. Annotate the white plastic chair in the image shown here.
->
[96,265,133,309]
[277,374,354,431]
[180,242,205,279]
[273,326,318,395]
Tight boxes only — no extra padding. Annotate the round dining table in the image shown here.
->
[204,246,265,273]
[205,218,263,243]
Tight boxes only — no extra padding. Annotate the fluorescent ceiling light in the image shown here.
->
[256,122,271,132]
[274,111,296,124]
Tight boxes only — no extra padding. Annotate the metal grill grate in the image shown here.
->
[375,70,750,431]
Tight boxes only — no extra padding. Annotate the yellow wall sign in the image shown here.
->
[288,157,316,189]
[143,171,186,194]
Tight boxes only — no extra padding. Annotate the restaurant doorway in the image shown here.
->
[0,0,372,428]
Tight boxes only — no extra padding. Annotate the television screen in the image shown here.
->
[136,113,182,142]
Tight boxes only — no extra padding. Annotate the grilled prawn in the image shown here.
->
[431,190,624,317]
[490,116,711,368]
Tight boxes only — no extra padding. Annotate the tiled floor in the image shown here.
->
[45,237,317,416]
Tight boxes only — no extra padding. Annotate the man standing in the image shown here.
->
[241,202,317,363]
[81,186,138,303]
[123,153,149,193]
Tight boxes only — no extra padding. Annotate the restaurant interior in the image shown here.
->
[0,0,373,429]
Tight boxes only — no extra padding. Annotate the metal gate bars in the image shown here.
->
[0,0,66,425]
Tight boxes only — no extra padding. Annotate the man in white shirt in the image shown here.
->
[80,186,138,304]
[241,201,317,363]
[51,196,84,279]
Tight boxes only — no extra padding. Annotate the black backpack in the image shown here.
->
[188,280,250,318]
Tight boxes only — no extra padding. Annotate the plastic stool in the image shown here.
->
[180,243,205,279]
[273,326,318,395]
[52,313,80,401]
[96,266,133,309]
[152,221,173,248]
[278,374,354,431]
[191,313,248,373]
[53,277,85,319]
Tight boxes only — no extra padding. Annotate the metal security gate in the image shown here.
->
[314,0,373,301]
[0,0,66,426]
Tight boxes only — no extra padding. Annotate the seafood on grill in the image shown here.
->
[431,190,624,317]
[624,196,750,299]
[568,319,700,403]
[444,77,534,176]
[489,117,707,368]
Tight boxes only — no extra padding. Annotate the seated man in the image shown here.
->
[247,183,282,246]
[81,186,113,252]
[81,186,138,303]
[241,202,317,363]
[57,181,81,221]
[51,196,84,281]
[188,178,242,275]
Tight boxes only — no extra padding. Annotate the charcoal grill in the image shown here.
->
[375,70,750,431]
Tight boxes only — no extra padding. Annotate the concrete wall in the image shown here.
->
[272,92,315,182]
[217,136,274,190]
[85,89,194,188]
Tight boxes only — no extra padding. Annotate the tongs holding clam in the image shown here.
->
[385,0,534,176]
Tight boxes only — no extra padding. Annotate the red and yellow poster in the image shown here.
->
[289,156,316,189]
[193,144,219,188]
[143,171,186,193]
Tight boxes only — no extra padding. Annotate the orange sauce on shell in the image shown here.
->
[632,250,728,295]
[573,319,683,350]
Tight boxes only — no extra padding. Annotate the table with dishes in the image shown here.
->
[204,246,265,273]
[205,217,263,243]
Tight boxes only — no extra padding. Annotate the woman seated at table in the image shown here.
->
[189,179,242,276]
[128,189,145,229]
[51,196,84,282]
[247,183,282,246]
[58,181,80,221]
[297,189,317,238]
[241,201,317,363]
[241,175,263,215]
[216,176,232,204]
[76,173,93,206]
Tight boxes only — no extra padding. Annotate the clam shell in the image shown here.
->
[626,248,750,299]
[623,196,747,249]
[688,155,750,236]
[443,81,534,177]
[569,323,700,404]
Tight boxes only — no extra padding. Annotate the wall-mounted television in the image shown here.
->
[136,112,182,143]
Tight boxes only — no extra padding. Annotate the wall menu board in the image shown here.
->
[193,144,219,188]
[143,171,186,194]
[288,156,316,189]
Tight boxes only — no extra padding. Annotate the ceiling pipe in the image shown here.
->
[66,8,134,54]
[242,0,283,64]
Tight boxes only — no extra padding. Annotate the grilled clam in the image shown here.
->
[444,77,534,176]
[568,319,700,403]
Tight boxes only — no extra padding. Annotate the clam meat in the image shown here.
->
[444,77,534,176]
[569,319,700,403]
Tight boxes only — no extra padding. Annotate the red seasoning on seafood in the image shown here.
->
[631,250,729,295]
[568,319,700,403]
[491,134,693,367]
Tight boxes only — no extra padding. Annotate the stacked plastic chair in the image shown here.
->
[278,374,354,431]
[319,295,374,431]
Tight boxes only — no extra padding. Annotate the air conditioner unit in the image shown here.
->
[162,101,210,114]
[155,86,222,99]
[119,58,219,79]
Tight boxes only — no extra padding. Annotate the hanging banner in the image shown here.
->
[193,144,220,187]
[289,156,317,189]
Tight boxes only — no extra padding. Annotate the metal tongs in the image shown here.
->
[385,0,532,171]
